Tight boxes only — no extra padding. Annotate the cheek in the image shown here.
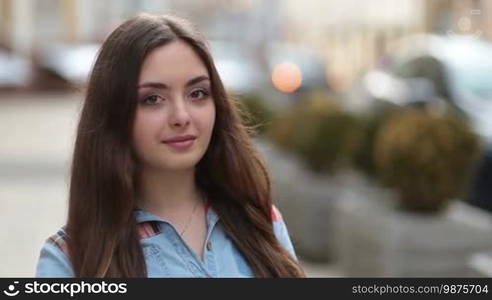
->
[196,115,215,141]
[198,102,216,133]
[132,111,161,150]
[205,109,216,133]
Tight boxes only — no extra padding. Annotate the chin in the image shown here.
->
[163,162,197,171]
[142,148,206,172]
[160,155,202,171]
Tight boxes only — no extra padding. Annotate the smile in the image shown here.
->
[162,138,196,151]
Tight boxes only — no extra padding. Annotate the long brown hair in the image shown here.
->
[67,13,305,277]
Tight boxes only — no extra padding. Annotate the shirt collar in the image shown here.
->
[133,203,219,228]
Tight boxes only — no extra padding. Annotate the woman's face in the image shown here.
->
[133,40,216,172]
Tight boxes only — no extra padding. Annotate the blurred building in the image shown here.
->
[0,0,174,55]
[1,0,492,91]
[0,0,286,93]
[0,0,280,52]
[282,0,492,92]
[281,0,426,92]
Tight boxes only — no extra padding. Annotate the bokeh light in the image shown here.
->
[271,62,303,93]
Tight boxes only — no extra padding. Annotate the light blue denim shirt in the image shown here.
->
[35,205,297,277]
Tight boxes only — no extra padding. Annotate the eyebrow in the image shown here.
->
[137,75,210,90]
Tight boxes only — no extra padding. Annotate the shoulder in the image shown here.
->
[46,226,70,254]
[35,226,74,277]
[35,221,165,277]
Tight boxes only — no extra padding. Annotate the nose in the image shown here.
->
[169,100,191,128]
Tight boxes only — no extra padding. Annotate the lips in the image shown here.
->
[162,135,197,151]
[162,135,197,143]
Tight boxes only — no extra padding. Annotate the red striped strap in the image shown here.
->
[48,222,163,255]
[47,227,69,255]
[271,205,283,222]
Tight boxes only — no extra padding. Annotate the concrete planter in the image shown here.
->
[334,178,492,277]
[468,252,492,277]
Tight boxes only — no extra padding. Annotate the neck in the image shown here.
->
[137,166,203,218]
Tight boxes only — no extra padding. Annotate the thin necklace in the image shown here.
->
[179,195,202,236]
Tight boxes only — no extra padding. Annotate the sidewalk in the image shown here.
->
[0,92,78,276]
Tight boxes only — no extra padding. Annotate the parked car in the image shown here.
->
[0,48,33,89]
[357,34,492,212]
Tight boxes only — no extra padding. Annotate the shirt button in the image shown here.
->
[206,241,212,251]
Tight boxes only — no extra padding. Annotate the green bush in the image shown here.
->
[267,92,334,152]
[352,107,398,177]
[373,108,482,212]
[268,92,363,174]
[297,110,362,174]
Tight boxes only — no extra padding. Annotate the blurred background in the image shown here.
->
[1,0,492,277]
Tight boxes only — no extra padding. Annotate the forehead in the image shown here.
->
[138,40,209,84]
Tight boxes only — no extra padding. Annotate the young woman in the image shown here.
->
[35,13,305,278]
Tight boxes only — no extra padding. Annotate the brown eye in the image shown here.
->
[190,88,209,100]
[142,94,164,105]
